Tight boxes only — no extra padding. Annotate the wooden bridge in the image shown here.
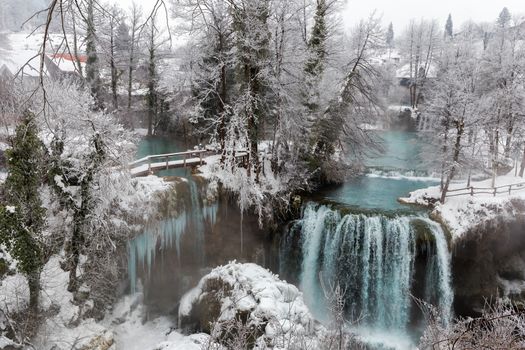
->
[445,181,525,198]
[129,149,248,177]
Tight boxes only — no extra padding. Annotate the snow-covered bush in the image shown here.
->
[419,299,525,349]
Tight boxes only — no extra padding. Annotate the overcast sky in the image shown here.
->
[111,0,525,32]
[342,0,525,31]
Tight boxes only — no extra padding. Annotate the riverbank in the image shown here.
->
[399,172,525,241]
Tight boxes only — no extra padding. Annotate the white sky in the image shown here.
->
[109,0,525,33]
[342,0,525,31]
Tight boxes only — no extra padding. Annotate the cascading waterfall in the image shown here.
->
[284,202,453,334]
[128,180,218,293]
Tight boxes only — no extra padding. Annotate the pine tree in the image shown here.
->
[497,7,511,28]
[445,14,453,39]
[0,111,45,313]
[386,22,394,48]
[303,0,328,113]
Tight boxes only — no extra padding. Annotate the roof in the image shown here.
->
[0,64,14,79]
[0,32,86,78]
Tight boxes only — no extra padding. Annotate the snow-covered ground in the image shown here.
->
[1,259,325,349]
[400,172,525,240]
[0,254,206,350]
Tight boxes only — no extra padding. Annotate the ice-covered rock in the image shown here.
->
[179,261,324,349]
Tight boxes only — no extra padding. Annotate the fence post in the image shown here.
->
[166,156,169,170]
[148,157,151,172]
[470,187,474,196]
[199,151,203,165]
[493,187,497,197]
[183,153,186,167]
[509,185,512,195]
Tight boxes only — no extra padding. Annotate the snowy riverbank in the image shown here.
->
[400,172,525,240]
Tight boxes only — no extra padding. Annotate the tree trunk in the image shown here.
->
[441,120,464,203]
[491,129,499,188]
[110,29,118,110]
[504,118,513,159]
[28,270,40,314]
[440,120,449,191]
[68,222,82,292]
[520,142,525,177]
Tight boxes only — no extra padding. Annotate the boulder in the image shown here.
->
[178,262,323,349]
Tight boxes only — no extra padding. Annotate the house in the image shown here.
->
[0,32,86,82]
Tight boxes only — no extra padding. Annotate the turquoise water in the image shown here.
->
[319,131,438,211]
[135,136,191,177]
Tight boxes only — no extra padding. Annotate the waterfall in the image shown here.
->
[127,180,218,293]
[288,203,453,333]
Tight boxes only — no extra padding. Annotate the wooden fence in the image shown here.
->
[445,181,525,198]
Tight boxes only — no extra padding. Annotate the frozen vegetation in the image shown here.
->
[1,0,525,349]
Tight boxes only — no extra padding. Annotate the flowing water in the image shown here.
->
[281,131,452,348]
[280,203,452,348]
[128,131,453,348]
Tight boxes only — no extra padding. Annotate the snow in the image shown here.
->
[4,206,14,213]
[197,153,288,222]
[0,253,209,350]
[109,294,209,350]
[179,261,323,349]
[400,172,525,240]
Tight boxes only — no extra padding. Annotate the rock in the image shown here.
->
[452,215,525,316]
[178,262,323,348]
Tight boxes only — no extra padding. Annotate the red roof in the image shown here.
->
[52,53,87,63]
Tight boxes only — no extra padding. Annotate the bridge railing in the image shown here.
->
[445,181,525,198]
[129,149,210,172]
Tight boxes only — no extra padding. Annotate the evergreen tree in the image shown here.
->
[303,0,328,113]
[85,0,103,109]
[386,22,394,48]
[445,14,453,39]
[0,111,45,313]
[497,7,511,28]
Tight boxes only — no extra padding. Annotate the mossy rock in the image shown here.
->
[412,219,436,244]
[180,276,233,334]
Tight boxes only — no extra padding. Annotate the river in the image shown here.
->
[129,131,452,350]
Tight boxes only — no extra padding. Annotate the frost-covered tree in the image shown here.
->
[400,19,441,108]
[175,0,234,151]
[127,2,142,112]
[102,4,126,110]
[303,0,328,115]
[479,10,525,186]
[424,32,484,202]
[0,111,46,313]
[497,7,512,28]
[85,0,104,109]
[228,0,272,181]
[35,81,135,306]
[386,22,394,49]
[310,14,383,183]
[444,14,453,39]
